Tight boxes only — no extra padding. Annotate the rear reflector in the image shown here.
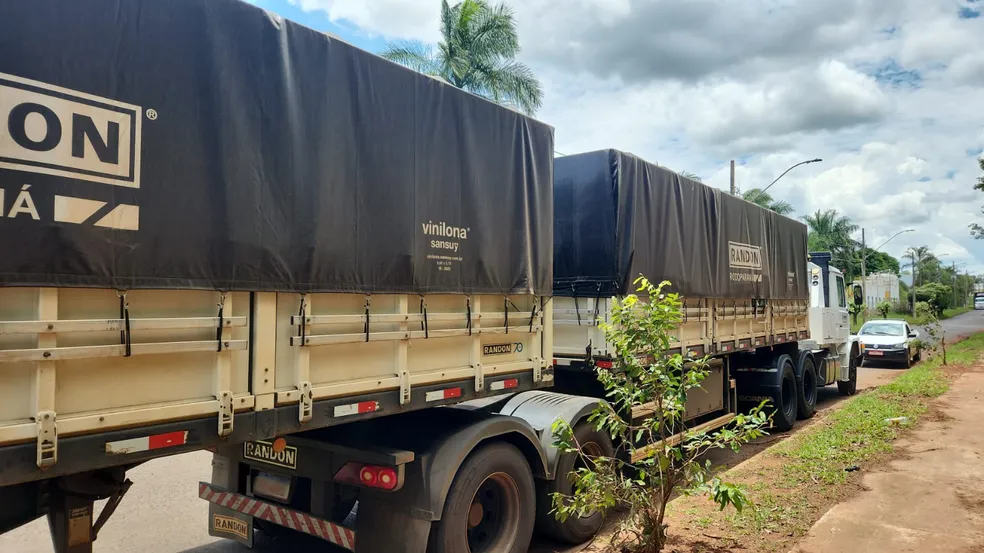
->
[594,360,613,369]
[333,401,379,418]
[106,430,188,455]
[425,387,462,402]
[490,378,519,391]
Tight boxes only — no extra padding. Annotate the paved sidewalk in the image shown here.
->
[792,367,984,553]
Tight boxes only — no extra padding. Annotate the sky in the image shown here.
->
[246,0,984,276]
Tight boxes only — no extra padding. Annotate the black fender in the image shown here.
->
[354,409,548,552]
[497,390,605,479]
[360,408,548,523]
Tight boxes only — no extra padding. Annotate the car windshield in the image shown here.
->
[859,322,905,336]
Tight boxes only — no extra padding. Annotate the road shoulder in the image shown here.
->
[792,364,984,553]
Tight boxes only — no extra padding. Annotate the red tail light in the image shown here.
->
[335,462,400,491]
[594,359,613,369]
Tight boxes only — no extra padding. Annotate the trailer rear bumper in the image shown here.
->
[200,482,356,551]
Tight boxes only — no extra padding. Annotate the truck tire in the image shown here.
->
[536,423,614,544]
[796,356,818,420]
[837,348,859,396]
[771,357,798,432]
[428,442,535,553]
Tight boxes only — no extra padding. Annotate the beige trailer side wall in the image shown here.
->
[553,296,809,359]
[0,288,549,468]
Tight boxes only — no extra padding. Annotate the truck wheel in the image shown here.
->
[902,350,912,369]
[837,350,858,396]
[536,423,613,544]
[428,442,535,553]
[771,357,798,432]
[796,357,818,420]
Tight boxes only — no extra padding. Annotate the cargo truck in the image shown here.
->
[0,3,860,553]
[550,150,860,435]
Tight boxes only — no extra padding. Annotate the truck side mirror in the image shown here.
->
[852,284,863,305]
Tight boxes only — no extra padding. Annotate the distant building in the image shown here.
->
[853,273,901,307]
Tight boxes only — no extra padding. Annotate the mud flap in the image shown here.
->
[208,503,253,547]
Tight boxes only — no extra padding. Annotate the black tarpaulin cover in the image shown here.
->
[0,0,553,295]
[553,150,808,299]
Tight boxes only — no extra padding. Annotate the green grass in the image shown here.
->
[775,333,984,485]
[720,332,984,538]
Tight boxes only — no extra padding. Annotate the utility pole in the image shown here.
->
[952,261,957,309]
[730,160,736,195]
[860,228,867,314]
[909,250,917,314]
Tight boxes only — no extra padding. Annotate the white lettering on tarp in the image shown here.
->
[728,241,763,270]
[0,186,139,230]
[8,184,39,219]
[0,72,142,188]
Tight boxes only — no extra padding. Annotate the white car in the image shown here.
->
[856,319,921,368]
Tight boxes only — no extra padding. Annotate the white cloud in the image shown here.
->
[275,0,984,273]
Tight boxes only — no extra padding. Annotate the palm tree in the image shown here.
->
[803,210,859,272]
[679,171,702,182]
[904,246,937,286]
[741,188,794,216]
[381,0,543,115]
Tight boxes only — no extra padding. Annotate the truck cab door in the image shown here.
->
[832,274,850,342]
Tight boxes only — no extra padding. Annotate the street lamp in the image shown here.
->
[744,158,822,204]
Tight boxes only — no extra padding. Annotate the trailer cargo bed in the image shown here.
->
[0,288,550,485]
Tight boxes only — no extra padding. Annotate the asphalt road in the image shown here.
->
[5,309,983,553]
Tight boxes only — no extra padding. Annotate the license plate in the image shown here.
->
[252,471,292,503]
[869,350,883,356]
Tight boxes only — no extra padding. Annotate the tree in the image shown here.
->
[679,171,702,182]
[742,188,794,216]
[381,0,543,115]
[969,157,984,239]
[904,246,936,286]
[915,282,952,315]
[804,210,859,276]
[551,276,769,553]
[876,300,892,318]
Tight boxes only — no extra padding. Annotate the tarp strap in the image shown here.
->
[573,284,582,327]
[528,301,538,333]
[216,292,227,352]
[117,291,131,358]
[593,284,602,322]
[297,294,307,346]
[419,296,429,339]
[364,295,371,343]
[466,297,473,336]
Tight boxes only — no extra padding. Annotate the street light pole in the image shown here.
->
[744,158,822,204]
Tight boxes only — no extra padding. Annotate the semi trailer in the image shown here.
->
[551,151,859,436]
[0,2,860,553]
